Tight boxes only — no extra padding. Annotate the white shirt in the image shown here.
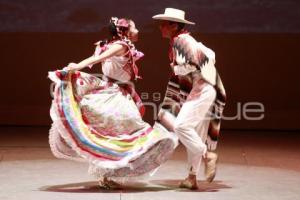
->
[102,55,131,82]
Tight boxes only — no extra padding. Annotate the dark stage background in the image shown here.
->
[0,0,299,130]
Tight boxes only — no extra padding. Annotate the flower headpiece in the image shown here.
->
[111,17,129,28]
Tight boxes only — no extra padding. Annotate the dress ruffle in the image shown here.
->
[48,71,178,177]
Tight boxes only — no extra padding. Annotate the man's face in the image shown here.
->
[159,21,175,39]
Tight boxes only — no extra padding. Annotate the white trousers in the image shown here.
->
[159,81,216,175]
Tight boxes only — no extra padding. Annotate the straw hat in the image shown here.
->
[152,8,195,25]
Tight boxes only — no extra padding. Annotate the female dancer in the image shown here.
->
[48,17,177,189]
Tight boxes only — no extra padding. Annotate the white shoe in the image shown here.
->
[204,152,218,182]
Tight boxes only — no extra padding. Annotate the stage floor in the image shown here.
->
[0,126,299,200]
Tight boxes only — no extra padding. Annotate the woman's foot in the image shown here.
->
[204,151,218,182]
[98,177,123,190]
[179,174,198,190]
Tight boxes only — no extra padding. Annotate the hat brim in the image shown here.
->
[152,14,195,25]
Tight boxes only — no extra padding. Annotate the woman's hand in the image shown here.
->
[63,63,78,71]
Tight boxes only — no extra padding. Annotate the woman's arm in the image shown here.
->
[64,43,126,71]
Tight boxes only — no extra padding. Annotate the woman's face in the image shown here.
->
[127,21,139,42]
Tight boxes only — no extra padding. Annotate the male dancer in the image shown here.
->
[153,8,226,189]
